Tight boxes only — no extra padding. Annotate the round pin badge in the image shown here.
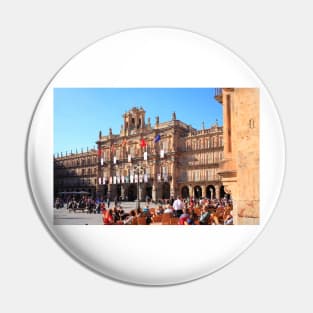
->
[26,27,285,285]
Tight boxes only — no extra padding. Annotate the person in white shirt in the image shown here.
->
[173,196,185,217]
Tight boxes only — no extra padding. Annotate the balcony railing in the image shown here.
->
[214,88,223,103]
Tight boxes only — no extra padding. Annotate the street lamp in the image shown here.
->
[133,164,145,209]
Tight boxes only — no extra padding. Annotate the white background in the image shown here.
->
[0,1,311,312]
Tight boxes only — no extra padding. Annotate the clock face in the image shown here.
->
[26,28,285,285]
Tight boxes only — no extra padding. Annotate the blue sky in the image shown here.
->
[54,88,222,154]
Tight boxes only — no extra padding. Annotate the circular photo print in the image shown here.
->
[26,28,285,285]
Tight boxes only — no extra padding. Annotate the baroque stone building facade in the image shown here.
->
[54,149,98,197]
[54,107,224,202]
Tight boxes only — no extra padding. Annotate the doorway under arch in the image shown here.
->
[127,184,137,201]
[145,184,152,199]
[162,182,170,200]
[181,186,189,199]
[206,185,216,199]
[194,185,202,199]
[103,185,108,197]
[220,185,225,199]
[116,184,121,199]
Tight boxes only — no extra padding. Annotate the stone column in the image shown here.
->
[139,184,143,201]
[121,185,125,200]
[201,185,206,198]
[170,184,175,198]
[107,164,112,200]
[152,183,157,202]
[170,156,177,198]
[189,185,193,199]
[215,185,220,199]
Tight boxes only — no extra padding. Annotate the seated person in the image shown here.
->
[117,206,125,220]
[156,205,164,215]
[199,205,215,225]
[136,207,143,217]
[164,204,174,214]
[112,207,119,223]
[179,209,190,225]
[140,207,153,224]
[223,207,233,225]
[124,210,136,225]
[142,206,149,214]
[103,209,114,225]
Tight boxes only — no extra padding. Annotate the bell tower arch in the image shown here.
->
[123,107,146,135]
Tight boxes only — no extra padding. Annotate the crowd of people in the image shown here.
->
[100,196,233,225]
[54,195,234,225]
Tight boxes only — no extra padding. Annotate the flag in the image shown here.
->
[100,158,104,166]
[113,156,117,164]
[98,177,102,185]
[103,177,106,185]
[160,149,164,158]
[154,134,161,143]
[97,147,102,157]
[144,151,148,161]
[122,138,127,146]
[144,174,148,183]
[128,154,132,163]
[140,138,147,148]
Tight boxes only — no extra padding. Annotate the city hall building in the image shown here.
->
[54,106,224,202]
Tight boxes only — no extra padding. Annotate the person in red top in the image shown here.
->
[179,209,190,225]
[103,209,114,225]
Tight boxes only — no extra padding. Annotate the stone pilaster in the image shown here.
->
[152,183,157,202]
[215,185,220,199]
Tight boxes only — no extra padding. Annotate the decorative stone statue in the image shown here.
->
[99,130,102,138]
[155,116,159,125]
[109,128,112,135]
[172,112,176,120]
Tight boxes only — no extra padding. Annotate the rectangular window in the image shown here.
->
[162,141,168,153]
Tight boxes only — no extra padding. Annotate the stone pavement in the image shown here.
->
[53,201,148,225]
